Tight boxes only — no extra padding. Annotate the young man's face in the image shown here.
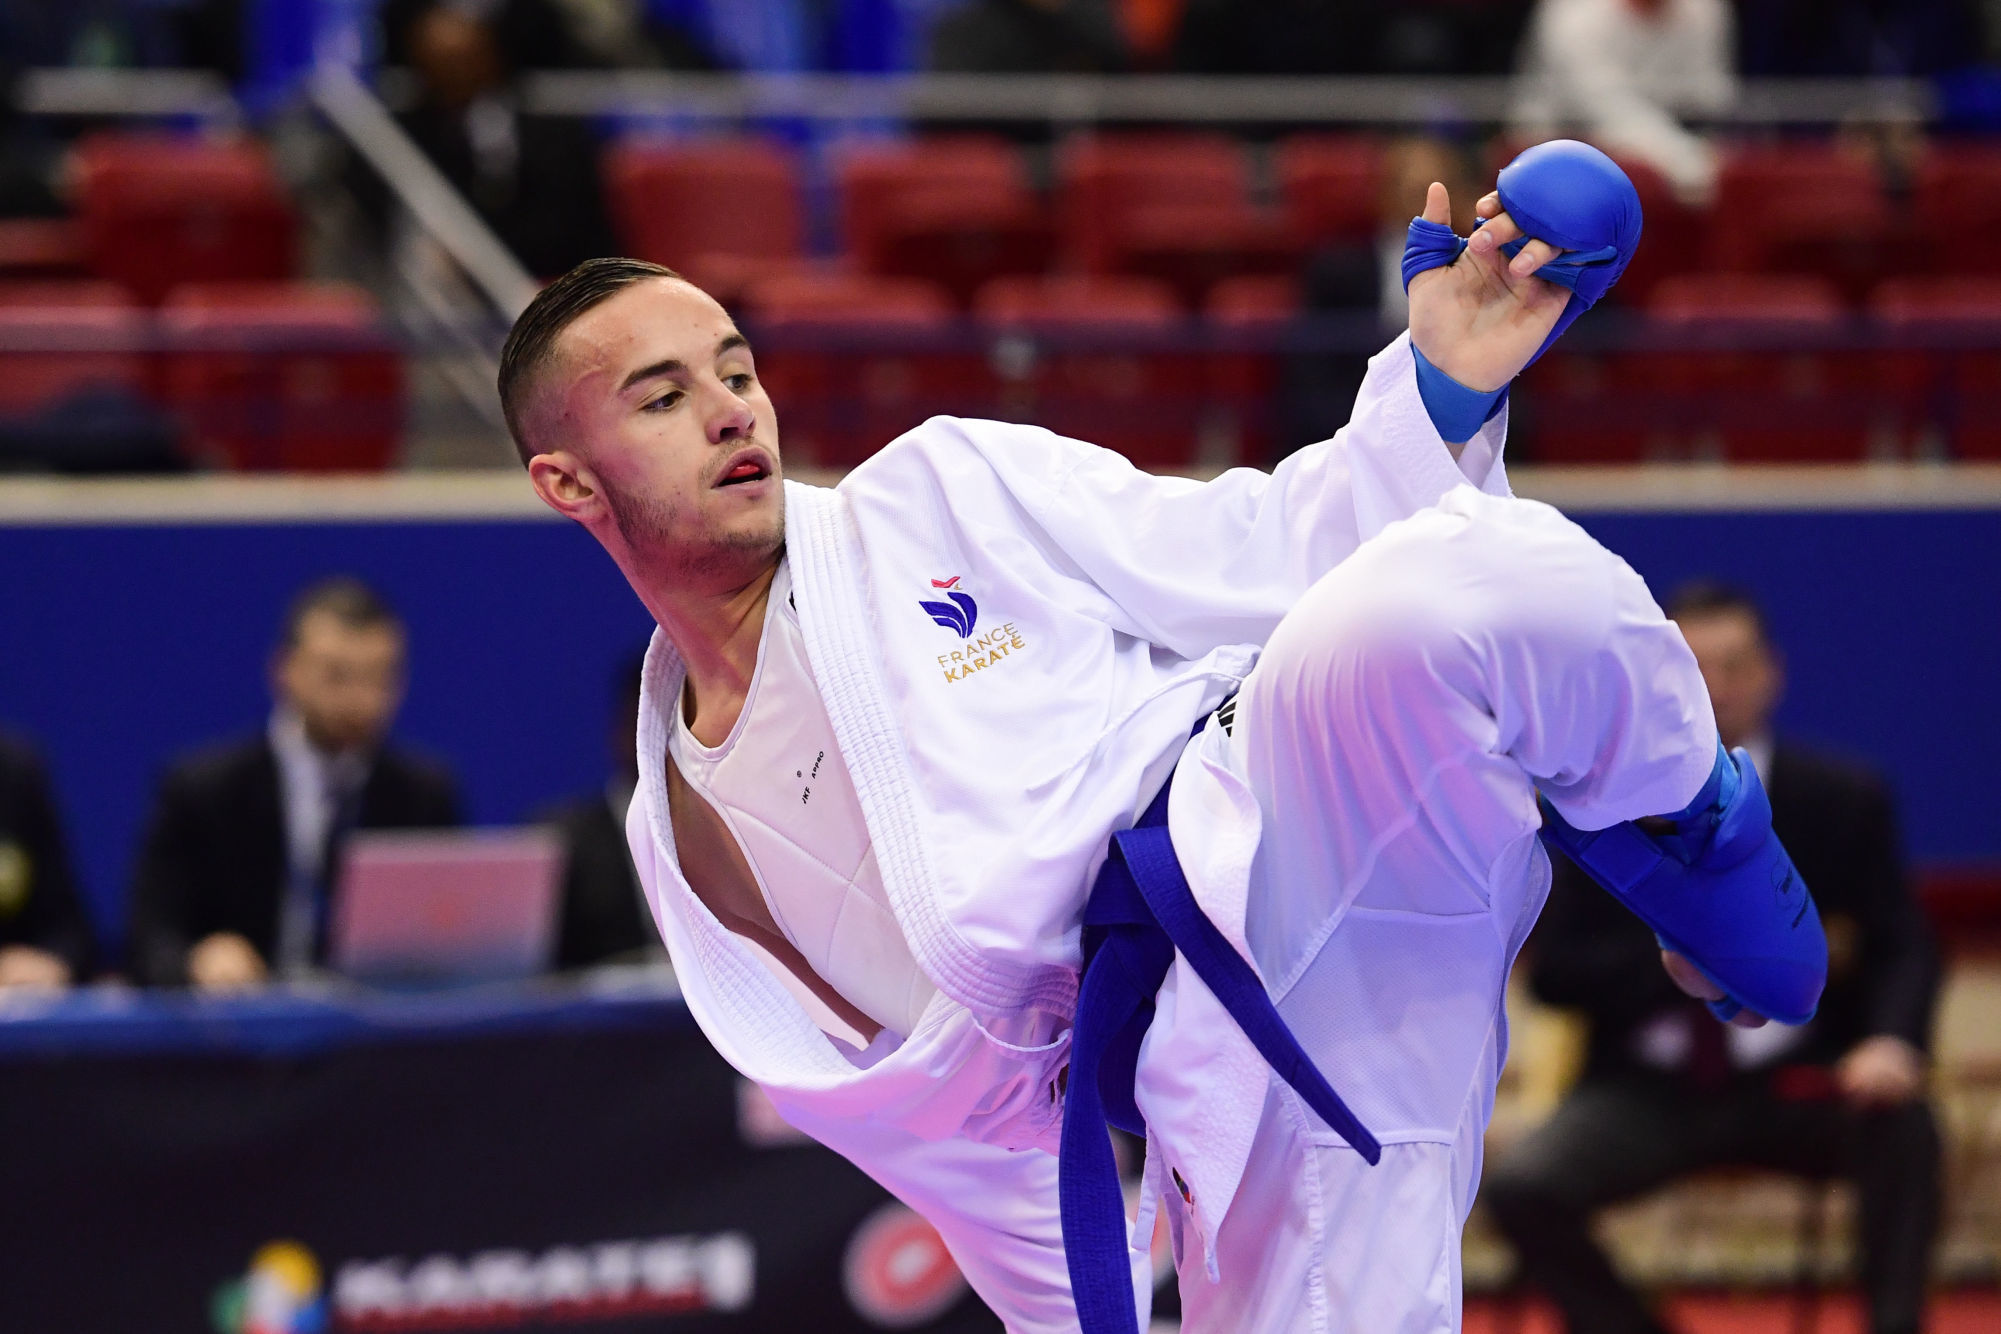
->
[527,277,783,586]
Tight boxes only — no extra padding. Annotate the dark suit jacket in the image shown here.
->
[1530,740,1939,1084]
[127,735,460,985]
[541,793,658,970]
[0,730,93,975]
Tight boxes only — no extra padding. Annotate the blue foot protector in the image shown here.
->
[1537,744,1828,1027]
[1401,138,1644,370]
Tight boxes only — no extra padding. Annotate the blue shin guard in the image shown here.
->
[1401,138,1644,370]
[1537,746,1828,1026]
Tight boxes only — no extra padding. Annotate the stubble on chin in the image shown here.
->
[606,481,784,583]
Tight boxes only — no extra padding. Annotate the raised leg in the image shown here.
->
[1182,485,1716,1329]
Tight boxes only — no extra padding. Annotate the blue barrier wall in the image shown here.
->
[0,517,652,956]
[1,503,1996,958]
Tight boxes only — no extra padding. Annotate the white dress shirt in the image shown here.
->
[267,707,369,974]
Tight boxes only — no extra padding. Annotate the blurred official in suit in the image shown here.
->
[1483,581,1941,1334]
[128,577,460,989]
[540,654,661,970]
[0,730,93,987]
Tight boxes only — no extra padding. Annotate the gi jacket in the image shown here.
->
[627,334,1514,1300]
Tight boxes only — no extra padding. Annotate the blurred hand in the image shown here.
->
[0,944,71,991]
[1407,184,1571,393]
[1660,948,1770,1028]
[1836,1035,1927,1108]
[188,932,267,992]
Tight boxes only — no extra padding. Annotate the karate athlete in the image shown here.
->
[501,141,1825,1332]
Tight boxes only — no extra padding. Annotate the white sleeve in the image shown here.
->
[925,332,1507,664]
[782,1106,1088,1334]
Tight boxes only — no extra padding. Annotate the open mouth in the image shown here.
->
[715,450,772,488]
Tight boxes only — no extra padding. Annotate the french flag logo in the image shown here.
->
[920,577,978,639]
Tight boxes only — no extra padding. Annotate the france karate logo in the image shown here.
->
[919,575,978,639]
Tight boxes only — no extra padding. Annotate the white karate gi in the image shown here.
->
[626,333,1717,1331]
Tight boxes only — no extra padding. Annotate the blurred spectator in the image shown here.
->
[1512,0,1736,204]
[363,1,616,277]
[540,654,663,970]
[380,0,716,71]
[540,0,717,69]
[1483,582,1941,1334]
[928,0,1130,73]
[0,730,93,988]
[1282,136,1481,454]
[1307,135,1482,328]
[127,577,460,990]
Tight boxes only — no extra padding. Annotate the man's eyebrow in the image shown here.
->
[619,357,685,394]
[617,333,752,394]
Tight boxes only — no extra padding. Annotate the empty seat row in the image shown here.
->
[0,135,302,303]
[726,268,2001,468]
[604,132,1390,310]
[603,133,2001,313]
[1528,274,2001,462]
[0,282,401,471]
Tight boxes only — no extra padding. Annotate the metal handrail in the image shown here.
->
[308,66,540,322]
[520,71,1933,127]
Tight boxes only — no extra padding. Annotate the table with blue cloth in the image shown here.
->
[0,972,998,1334]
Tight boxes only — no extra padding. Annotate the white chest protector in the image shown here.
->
[668,561,937,1039]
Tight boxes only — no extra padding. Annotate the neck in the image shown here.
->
[634,552,782,742]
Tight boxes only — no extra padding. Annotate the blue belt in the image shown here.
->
[1059,725,1382,1333]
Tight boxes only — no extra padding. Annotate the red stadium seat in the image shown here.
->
[0,219,86,281]
[0,281,147,414]
[744,273,971,467]
[161,282,402,472]
[834,137,1053,307]
[602,137,806,305]
[73,134,297,305]
[1206,275,1299,465]
[1057,133,1291,308]
[1277,135,1386,250]
[1870,277,2001,460]
[1602,154,1707,309]
[1709,143,1897,303]
[974,274,1199,466]
[1519,348,1660,464]
[1913,144,2001,278]
[1646,274,1869,461]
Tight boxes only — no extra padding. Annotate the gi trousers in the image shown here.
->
[1167,486,1717,1333]
[1482,1077,1942,1334]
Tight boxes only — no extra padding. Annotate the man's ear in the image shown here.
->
[528,450,600,522]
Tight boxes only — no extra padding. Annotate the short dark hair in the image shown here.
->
[1664,579,1770,643]
[498,257,683,467]
[281,576,402,650]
